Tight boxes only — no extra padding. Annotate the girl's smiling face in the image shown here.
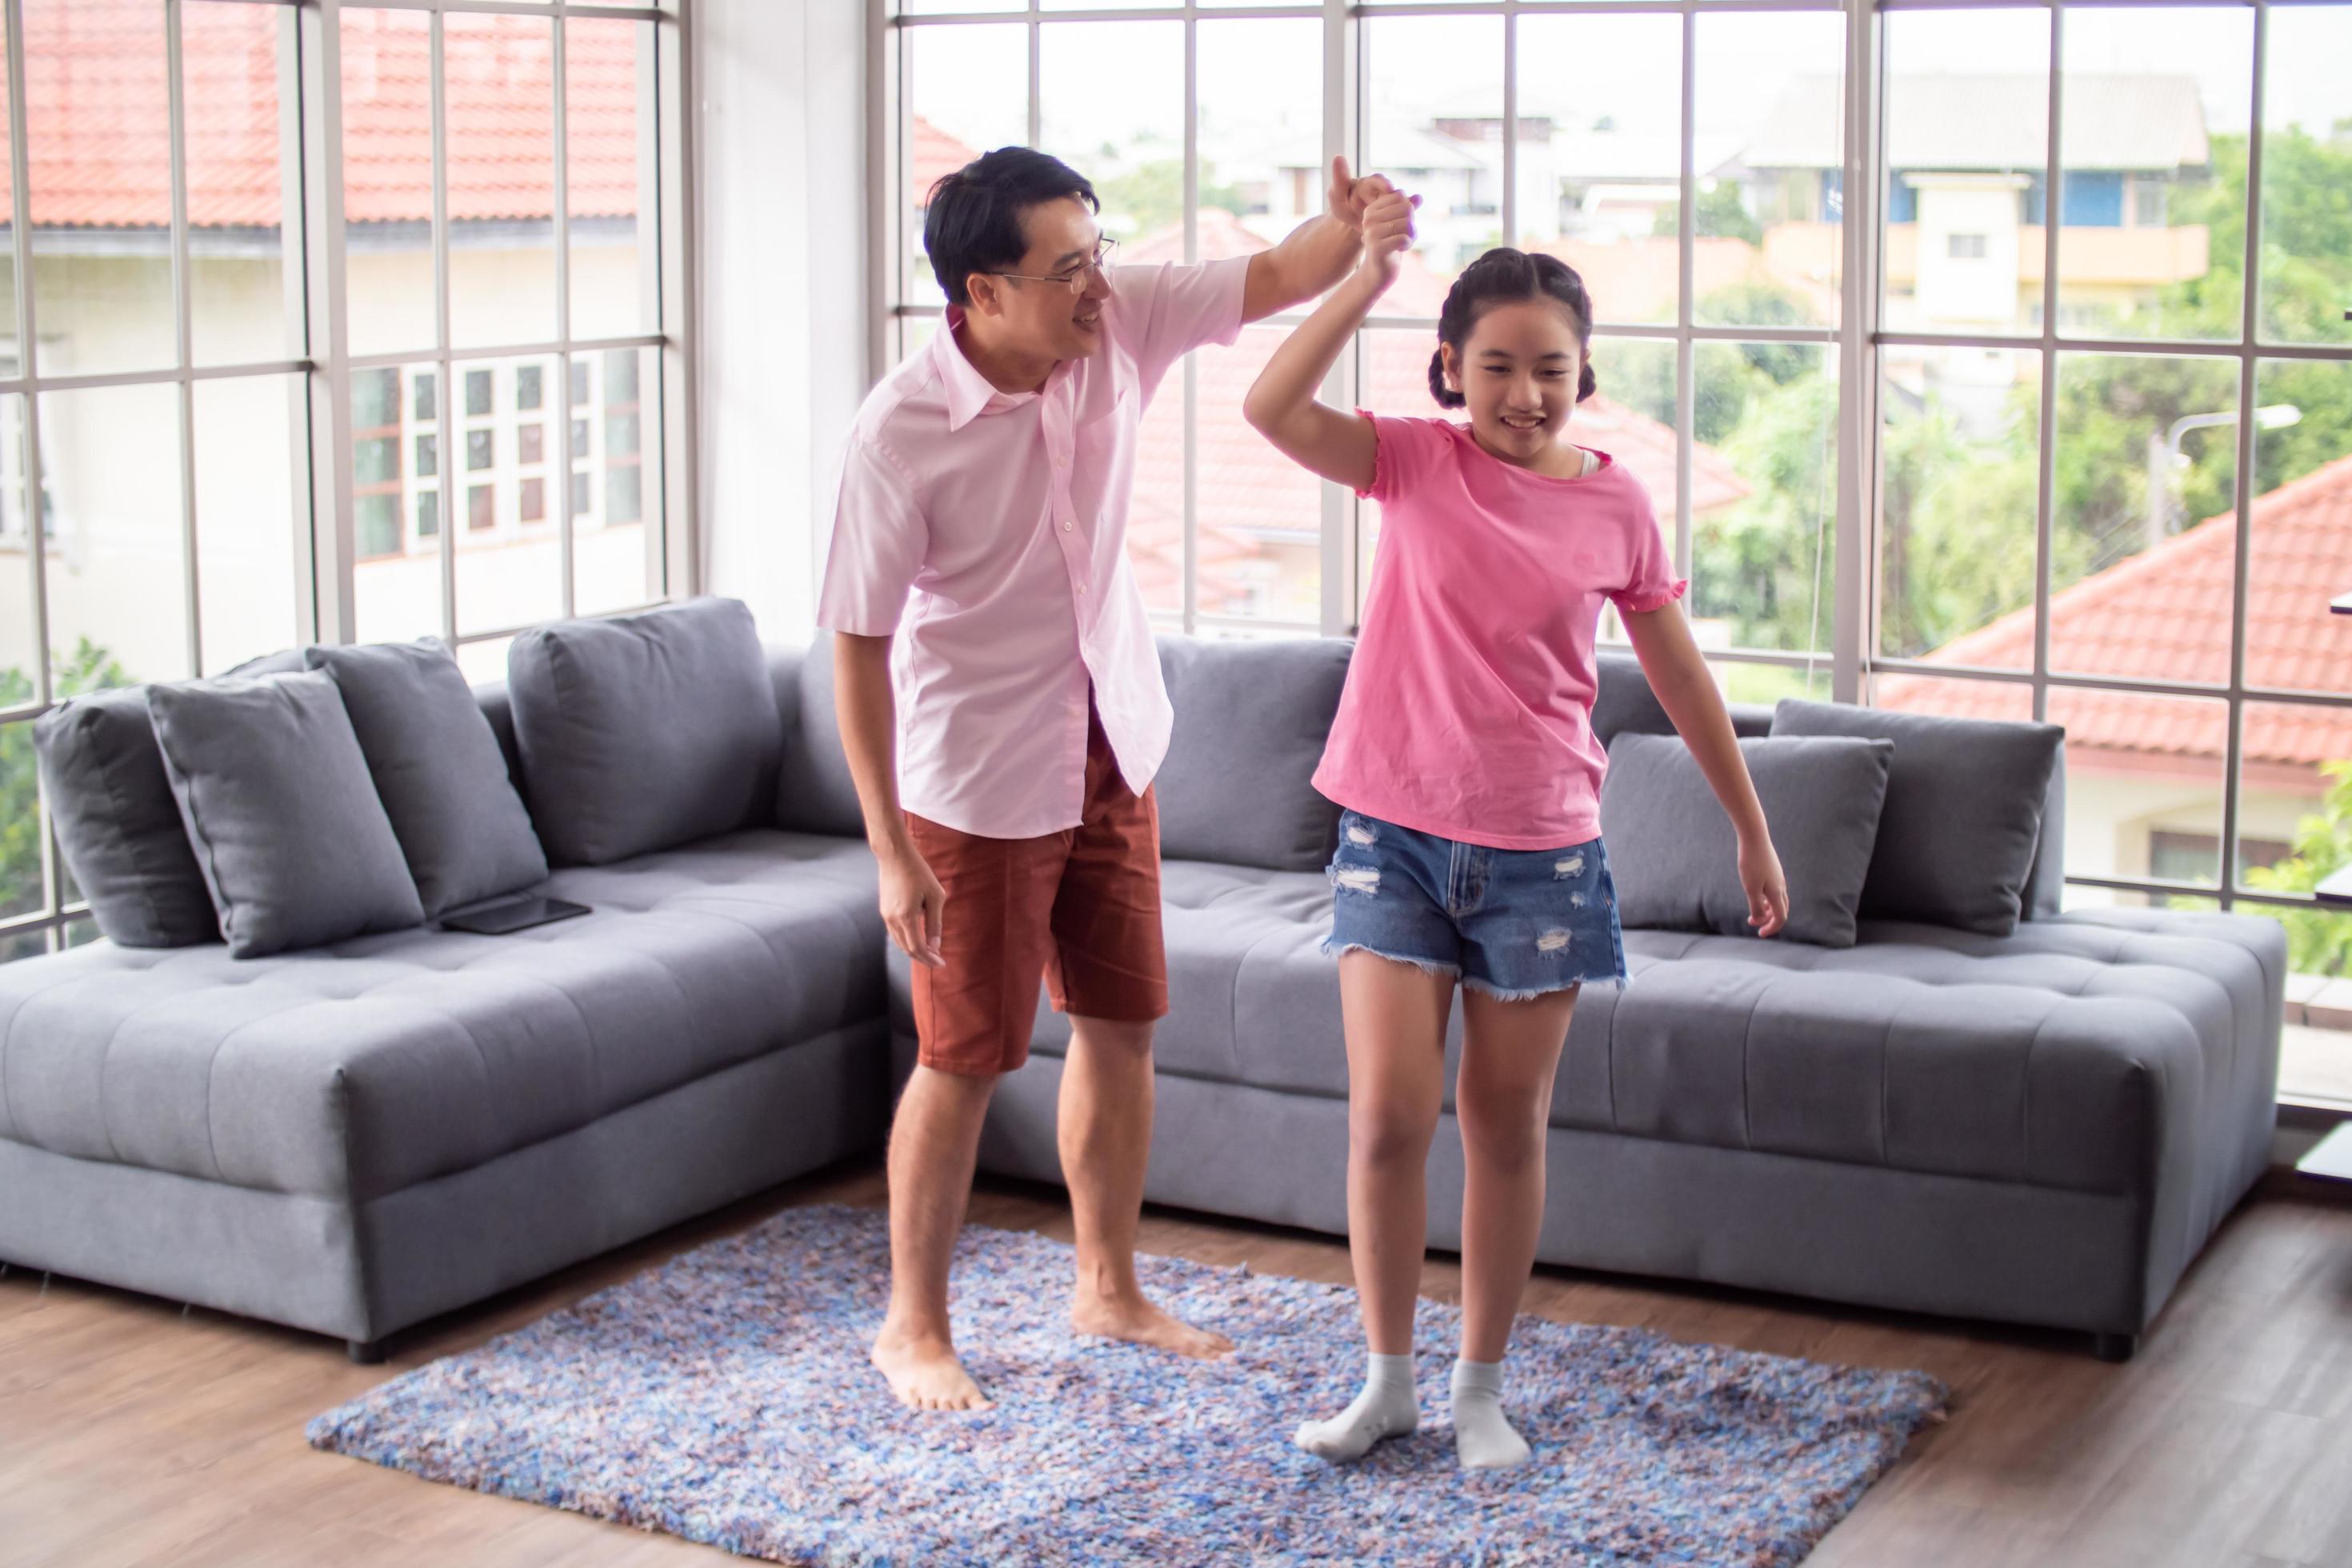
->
[1438,298,1588,468]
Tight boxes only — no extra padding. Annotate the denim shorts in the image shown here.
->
[1322,810,1630,1000]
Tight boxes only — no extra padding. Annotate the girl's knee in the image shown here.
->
[1350,1102,1437,1168]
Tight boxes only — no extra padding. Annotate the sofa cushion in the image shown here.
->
[1770,698,2062,938]
[1155,635,1352,873]
[773,638,868,839]
[146,671,425,958]
[1601,731,1893,948]
[306,639,548,918]
[0,830,886,1199]
[509,598,781,866]
[30,650,305,948]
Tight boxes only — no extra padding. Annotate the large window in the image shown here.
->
[883,0,2352,1106]
[0,0,690,962]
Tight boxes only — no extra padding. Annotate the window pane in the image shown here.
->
[448,14,557,349]
[467,369,494,417]
[26,0,175,377]
[1193,326,1320,625]
[1517,14,1684,327]
[2258,6,2352,346]
[414,370,438,422]
[2244,356,2352,698]
[0,16,15,375]
[194,374,304,677]
[1691,342,1836,654]
[567,18,656,341]
[1868,670,2035,723]
[1365,14,1502,293]
[1692,10,1844,330]
[354,363,442,644]
[903,0,1022,13]
[2055,8,2250,343]
[416,433,438,478]
[186,2,300,366]
[1882,9,2050,338]
[519,424,544,465]
[906,24,1028,306]
[2049,350,2238,685]
[2044,686,2228,894]
[1,719,39,921]
[521,474,545,522]
[579,345,660,614]
[41,383,189,689]
[570,359,591,406]
[1196,18,1320,274]
[1042,23,1183,254]
[2240,701,2352,894]
[342,9,436,358]
[453,634,514,688]
[1878,345,2042,667]
[1577,336,1682,646]
[0,394,35,684]
[1714,662,1830,707]
[517,364,542,410]
[571,417,590,459]
[456,354,560,636]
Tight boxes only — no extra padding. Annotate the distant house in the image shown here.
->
[1745,74,2214,336]
[1876,454,2352,894]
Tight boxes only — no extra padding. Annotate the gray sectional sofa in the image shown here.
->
[0,605,2284,1364]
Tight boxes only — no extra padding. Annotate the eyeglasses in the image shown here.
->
[989,238,1119,295]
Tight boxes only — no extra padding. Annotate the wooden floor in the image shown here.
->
[6,1164,2351,1568]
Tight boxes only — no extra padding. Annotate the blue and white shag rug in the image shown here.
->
[307,1204,1946,1566]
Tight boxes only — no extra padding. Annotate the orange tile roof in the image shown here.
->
[1877,453,2352,767]
[911,117,982,202]
[16,1,642,230]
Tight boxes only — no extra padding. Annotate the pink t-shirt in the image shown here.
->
[1311,414,1689,850]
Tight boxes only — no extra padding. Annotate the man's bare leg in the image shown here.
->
[871,1063,1000,1410]
[1058,1016,1233,1358]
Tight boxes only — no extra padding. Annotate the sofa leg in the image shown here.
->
[2091,1331,2138,1364]
[346,1338,386,1366]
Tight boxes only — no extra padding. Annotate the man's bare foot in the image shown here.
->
[1071,1292,1234,1359]
[871,1326,993,1412]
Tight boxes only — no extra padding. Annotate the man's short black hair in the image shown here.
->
[923,146,1099,308]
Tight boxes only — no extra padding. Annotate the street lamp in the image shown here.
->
[2145,404,2302,547]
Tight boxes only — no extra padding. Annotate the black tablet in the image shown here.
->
[440,895,592,935]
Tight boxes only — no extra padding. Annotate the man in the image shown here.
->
[819,146,1392,1412]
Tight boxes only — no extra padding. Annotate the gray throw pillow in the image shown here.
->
[1770,698,2064,938]
[30,649,305,948]
[147,670,425,958]
[507,597,781,866]
[1157,634,1353,872]
[1601,732,1894,949]
[774,636,870,839]
[304,639,548,918]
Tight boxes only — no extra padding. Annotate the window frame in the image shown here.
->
[0,0,698,958]
[875,0,2352,1092]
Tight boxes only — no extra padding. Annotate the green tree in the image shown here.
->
[2,638,134,941]
[2244,762,2352,978]
[1094,159,1251,246]
[1652,181,1764,247]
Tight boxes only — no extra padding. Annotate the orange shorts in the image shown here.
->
[905,707,1169,1078]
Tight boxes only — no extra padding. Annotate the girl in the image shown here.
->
[1242,194,1792,1471]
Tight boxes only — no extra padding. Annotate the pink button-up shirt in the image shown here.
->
[817,257,1250,841]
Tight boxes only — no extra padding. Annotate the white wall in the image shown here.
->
[694,0,868,645]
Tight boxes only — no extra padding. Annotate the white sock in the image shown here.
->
[1294,1350,1418,1463]
[1450,1357,1532,1470]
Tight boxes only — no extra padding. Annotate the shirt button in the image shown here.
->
[1077,582,1088,595]
[1062,520,1073,531]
